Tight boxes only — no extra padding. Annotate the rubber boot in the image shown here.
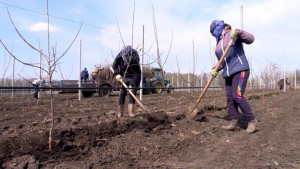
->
[246,119,257,134]
[222,119,239,130]
[128,103,135,117]
[117,105,124,118]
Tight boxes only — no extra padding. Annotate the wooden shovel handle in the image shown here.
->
[119,79,149,113]
[109,67,149,113]
[188,39,233,120]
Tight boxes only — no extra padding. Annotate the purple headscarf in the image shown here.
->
[210,20,225,42]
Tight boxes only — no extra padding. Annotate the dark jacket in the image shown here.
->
[278,79,290,86]
[81,69,89,79]
[112,46,141,78]
[215,29,254,78]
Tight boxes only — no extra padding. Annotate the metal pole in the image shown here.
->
[273,68,275,89]
[260,78,262,89]
[12,56,15,98]
[188,59,190,93]
[176,72,179,92]
[140,25,144,100]
[257,77,259,89]
[38,50,42,98]
[295,70,297,89]
[4,50,6,95]
[240,5,244,30]
[201,74,203,91]
[284,50,286,92]
[196,78,198,91]
[79,39,82,100]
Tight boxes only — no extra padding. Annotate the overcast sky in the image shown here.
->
[0,0,299,80]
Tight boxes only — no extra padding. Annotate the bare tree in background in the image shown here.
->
[0,0,82,151]
[151,6,173,96]
[215,71,225,89]
[1,49,12,95]
[260,63,280,89]
[191,40,197,92]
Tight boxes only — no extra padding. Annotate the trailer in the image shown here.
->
[57,66,174,98]
[59,79,113,98]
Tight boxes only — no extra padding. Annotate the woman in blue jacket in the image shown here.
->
[210,20,257,134]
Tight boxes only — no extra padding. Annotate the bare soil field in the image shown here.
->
[0,89,299,169]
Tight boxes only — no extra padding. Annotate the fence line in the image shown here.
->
[1,85,294,96]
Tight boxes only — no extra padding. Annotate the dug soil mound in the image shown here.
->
[0,89,299,168]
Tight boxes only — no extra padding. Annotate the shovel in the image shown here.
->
[187,38,234,120]
[110,67,150,113]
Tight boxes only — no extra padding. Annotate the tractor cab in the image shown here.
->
[152,68,163,80]
[143,67,174,94]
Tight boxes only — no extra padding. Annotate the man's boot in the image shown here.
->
[246,119,257,134]
[128,103,135,117]
[117,105,124,118]
[222,119,239,130]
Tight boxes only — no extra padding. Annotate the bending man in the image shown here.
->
[113,46,141,118]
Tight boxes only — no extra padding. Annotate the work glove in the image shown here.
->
[115,74,122,82]
[211,69,219,78]
[230,29,238,39]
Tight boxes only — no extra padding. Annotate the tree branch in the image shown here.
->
[0,39,49,73]
[6,7,47,57]
[53,23,82,65]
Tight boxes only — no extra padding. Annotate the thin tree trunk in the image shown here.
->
[49,90,54,151]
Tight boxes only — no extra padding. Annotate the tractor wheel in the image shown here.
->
[99,85,111,97]
[168,85,175,94]
[153,82,163,94]
[82,91,94,98]
[142,88,150,95]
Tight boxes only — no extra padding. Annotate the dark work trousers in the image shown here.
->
[279,85,284,90]
[33,84,39,99]
[225,70,254,121]
[118,76,140,105]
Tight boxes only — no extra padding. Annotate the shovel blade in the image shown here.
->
[186,104,200,120]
